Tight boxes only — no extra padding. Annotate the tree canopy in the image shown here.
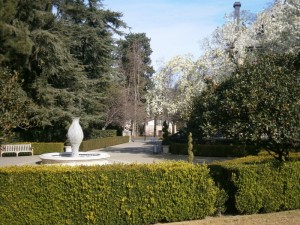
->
[1,0,299,145]
[117,33,154,135]
[143,0,300,161]
[0,0,128,141]
[0,0,155,141]
[0,68,30,141]
[189,53,300,161]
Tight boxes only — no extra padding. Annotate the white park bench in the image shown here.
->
[0,144,34,157]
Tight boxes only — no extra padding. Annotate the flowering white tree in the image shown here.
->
[247,0,300,54]
[200,9,257,82]
[199,0,300,82]
[147,0,300,123]
[146,54,206,121]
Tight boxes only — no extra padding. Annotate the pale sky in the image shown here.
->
[104,0,273,69]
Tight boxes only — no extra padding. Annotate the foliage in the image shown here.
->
[146,54,206,121]
[117,33,154,136]
[0,162,219,225]
[210,152,300,166]
[0,68,30,143]
[31,142,64,155]
[118,33,154,82]
[171,143,257,157]
[200,9,257,82]
[209,157,300,214]
[189,53,300,162]
[162,120,170,145]
[187,79,218,140]
[199,0,300,82]
[0,0,127,141]
[101,83,127,130]
[147,1,300,125]
[86,129,117,139]
[232,162,300,214]
[247,0,300,55]
[187,132,194,163]
[80,136,129,151]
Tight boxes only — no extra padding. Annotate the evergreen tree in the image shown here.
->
[0,0,126,141]
[188,132,194,163]
[189,53,300,162]
[0,68,29,142]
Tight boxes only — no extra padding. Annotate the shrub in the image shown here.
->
[232,162,300,214]
[86,129,117,139]
[209,157,300,214]
[187,132,194,163]
[80,136,129,151]
[162,121,171,145]
[0,162,220,225]
[171,143,257,157]
[31,142,64,155]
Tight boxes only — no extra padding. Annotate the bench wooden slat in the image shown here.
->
[0,144,33,157]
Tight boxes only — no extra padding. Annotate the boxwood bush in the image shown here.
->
[80,136,129,151]
[0,162,219,225]
[171,143,258,157]
[87,129,117,139]
[32,142,64,155]
[209,156,300,214]
[232,161,300,214]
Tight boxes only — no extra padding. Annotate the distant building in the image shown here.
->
[122,119,176,137]
[144,120,176,137]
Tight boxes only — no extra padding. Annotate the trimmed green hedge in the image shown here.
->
[80,136,129,151]
[0,162,219,225]
[32,142,64,155]
[88,129,117,139]
[233,162,300,214]
[208,159,300,214]
[171,143,257,157]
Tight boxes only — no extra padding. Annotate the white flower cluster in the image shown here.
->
[146,0,299,121]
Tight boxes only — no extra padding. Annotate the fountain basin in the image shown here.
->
[39,152,110,166]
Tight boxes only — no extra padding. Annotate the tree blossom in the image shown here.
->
[147,0,300,122]
[146,54,206,121]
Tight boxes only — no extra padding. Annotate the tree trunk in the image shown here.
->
[154,116,157,137]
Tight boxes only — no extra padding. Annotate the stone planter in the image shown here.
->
[64,146,72,152]
[162,145,170,154]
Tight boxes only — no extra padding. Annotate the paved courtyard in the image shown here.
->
[0,139,233,167]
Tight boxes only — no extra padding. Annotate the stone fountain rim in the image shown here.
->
[39,152,110,164]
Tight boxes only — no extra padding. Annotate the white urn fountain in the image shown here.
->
[39,117,110,166]
[67,117,84,157]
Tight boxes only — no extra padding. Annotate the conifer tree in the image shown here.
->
[0,68,29,142]
[188,132,194,163]
[0,0,126,141]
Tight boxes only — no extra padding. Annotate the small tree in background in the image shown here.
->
[162,120,170,145]
[188,132,194,163]
[117,33,154,136]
